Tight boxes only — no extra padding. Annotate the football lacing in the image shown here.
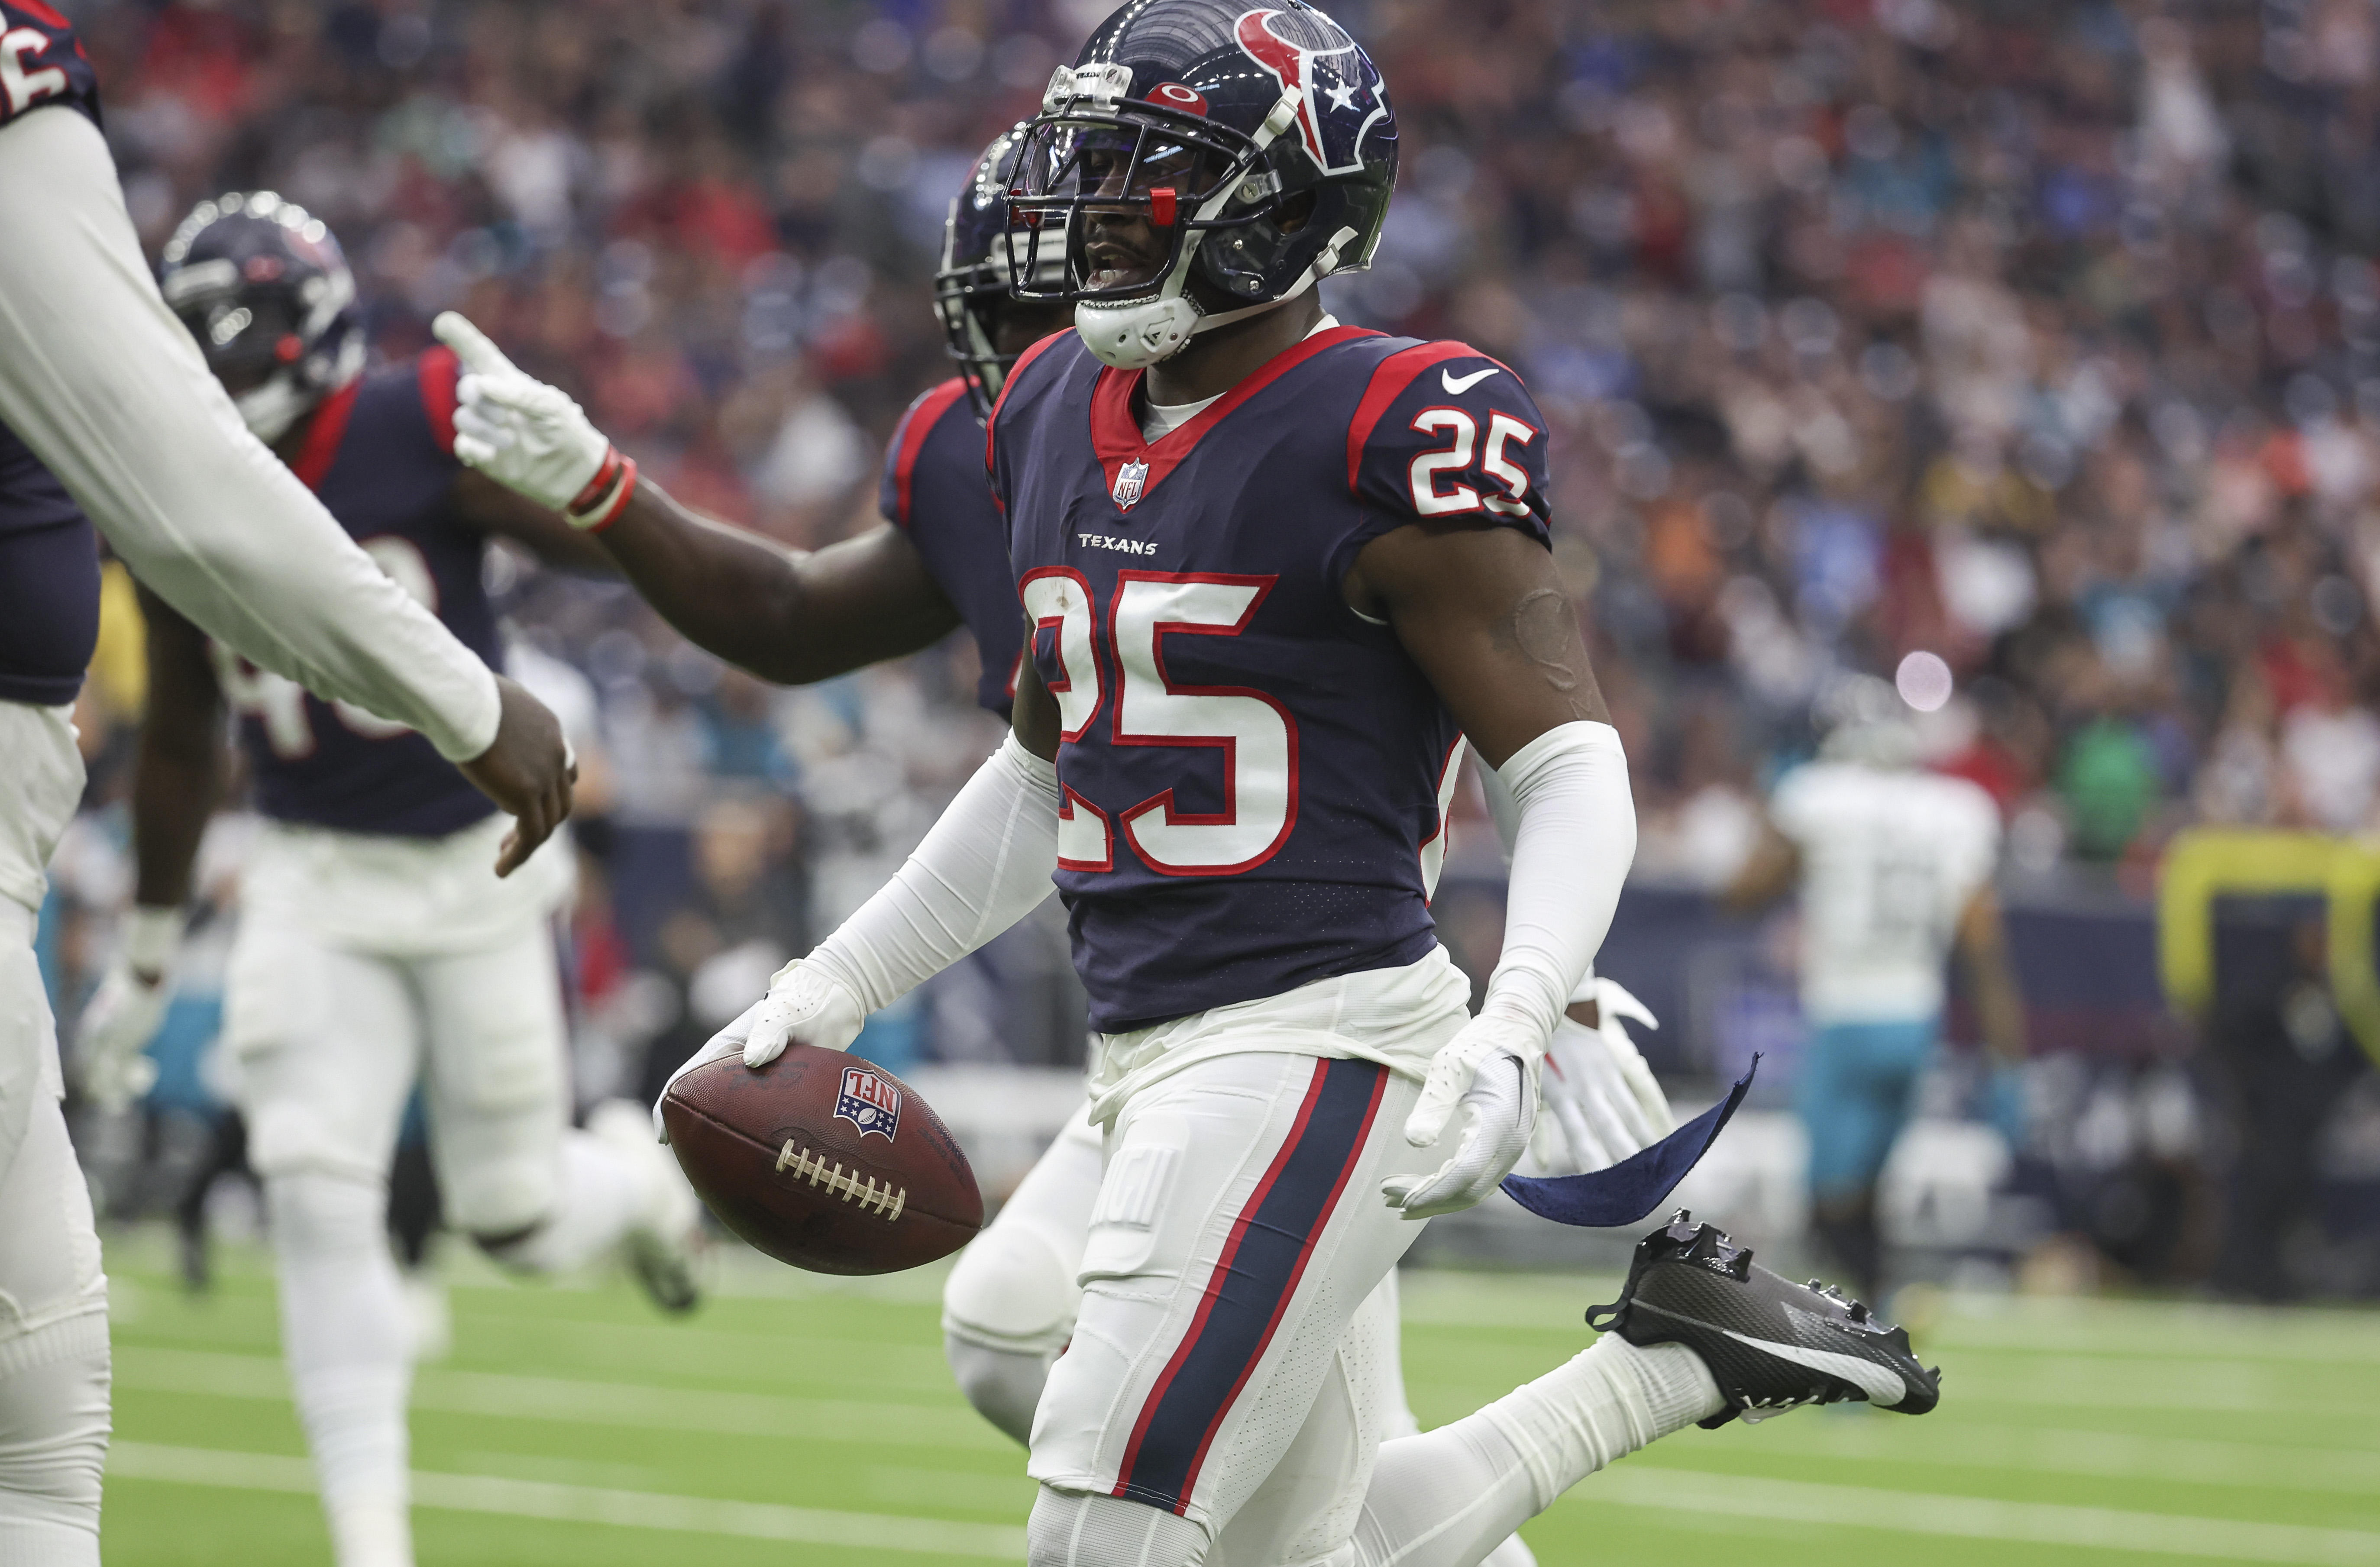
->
[775,1140,906,1221]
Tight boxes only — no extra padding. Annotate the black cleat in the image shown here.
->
[1587,1210,1940,1427]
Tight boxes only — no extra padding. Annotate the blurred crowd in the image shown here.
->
[42,0,2380,1089]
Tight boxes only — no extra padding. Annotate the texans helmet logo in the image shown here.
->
[834,1066,903,1141]
[1233,8,1387,178]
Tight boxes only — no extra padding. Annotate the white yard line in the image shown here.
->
[1711,1417,2380,1493]
[113,1346,1008,1452]
[1591,1466,2380,1566]
[107,1442,1028,1560]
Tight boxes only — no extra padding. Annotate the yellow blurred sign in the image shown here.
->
[2157,828,2380,1066]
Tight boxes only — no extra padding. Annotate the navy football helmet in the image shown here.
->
[160,192,365,443]
[936,124,1071,419]
[1005,0,1397,369]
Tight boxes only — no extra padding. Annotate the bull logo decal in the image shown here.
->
[1232,8,1387,178]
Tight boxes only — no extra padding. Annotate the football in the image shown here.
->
[660,1046,982,1276]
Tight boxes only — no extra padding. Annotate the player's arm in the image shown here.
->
[594,497,962,684]
[651,648,1062,1122]
[0,109,572,876]
[74,588,229,1107]
[1342,354,1650,1212]
[429,313,964,684]
[1955,883,2027,1065]
[1721,819,1801,914]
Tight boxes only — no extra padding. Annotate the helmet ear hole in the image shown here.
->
[1275,189,1318,235]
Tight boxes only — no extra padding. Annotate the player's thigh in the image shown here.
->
[1029,1052,1436,1537]
[224,919,419,1186]
[945,1101,1103,1351]
[0,1092,105,1342]
[417,920,569,1236]
[1209,1273,1404,1567]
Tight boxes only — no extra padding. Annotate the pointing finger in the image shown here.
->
[432,311,518,379]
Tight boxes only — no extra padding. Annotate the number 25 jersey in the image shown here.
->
[990,325,1553,1034]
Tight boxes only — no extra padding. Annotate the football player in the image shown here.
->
[432,121,1665,1561]
[0,10,572,1564]
[71,198,695,1567]
[1724,675,2025,1299]
[580,7,1934,1564]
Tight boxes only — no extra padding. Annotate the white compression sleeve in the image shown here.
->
[1475,753,1594,1001]
[806,735,1063,1012]
[1478,722,1635,1045]
[0,108,500,761]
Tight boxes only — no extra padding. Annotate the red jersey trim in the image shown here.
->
[888,378,969,529]
[289,379,363,492]
[1343,341,1519,495]
[984,329,1076,489]
[1089,324,1379,507]
[417,346,461,456]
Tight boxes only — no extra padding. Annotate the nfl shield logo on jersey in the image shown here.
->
[834,1066,903,1141]
[1112,459,1149,510]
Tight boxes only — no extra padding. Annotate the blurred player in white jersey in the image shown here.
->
[0,10,573,1563]
[73,197,700,1567]
[1726,675,2026,1298]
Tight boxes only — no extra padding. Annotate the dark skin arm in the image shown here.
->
[1955,884,2028,1064]
[450,468,617,572]
[580,478,963,686]
[127,586,230,929]
[1344,523,1611,766]
[1722,821,1803,915]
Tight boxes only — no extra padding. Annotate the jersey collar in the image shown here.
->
[1088,324,1378,510]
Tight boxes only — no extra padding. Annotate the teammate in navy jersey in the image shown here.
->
[605,6,1934,1566]
[0,11,570,1563]
[71,197,692,1567]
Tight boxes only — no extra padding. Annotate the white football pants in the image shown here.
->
[946,1091,1544,1567]
[0,702,108,1567]
[224,820,647,1567]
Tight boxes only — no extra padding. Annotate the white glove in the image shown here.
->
[1530,977,1672,1176]
[1380,1014,1540,1219]
[653,960,869,1141]
[75,905,184,1112]
[430,313,634,527]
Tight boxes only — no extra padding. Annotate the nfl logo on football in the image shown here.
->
[1112,459,1148,510]
[834,1066,903,1141]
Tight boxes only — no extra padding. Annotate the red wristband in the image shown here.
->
[567,447,624,514]
[566,450,638,532]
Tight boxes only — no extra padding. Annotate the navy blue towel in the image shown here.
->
[1499,1057,1760,1228]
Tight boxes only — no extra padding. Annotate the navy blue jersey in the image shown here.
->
[990,327,1553,1032]
[214,348,498,837]
[0,0,100,132]
[0,418,99,707]
[878,377,1021,717]
[0,3,104,707]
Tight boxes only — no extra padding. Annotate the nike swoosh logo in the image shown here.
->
[1723,1330,1907,1406]
[1441,366,1500,394]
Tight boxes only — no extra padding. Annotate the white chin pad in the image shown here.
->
[1075,295,1199,369]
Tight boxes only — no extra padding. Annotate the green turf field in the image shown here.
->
[99,1229,2380,1566]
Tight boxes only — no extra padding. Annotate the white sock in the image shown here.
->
[485,1130,644,1275]
[265,1173,414,1567]
[1348,1336,1721,1567]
